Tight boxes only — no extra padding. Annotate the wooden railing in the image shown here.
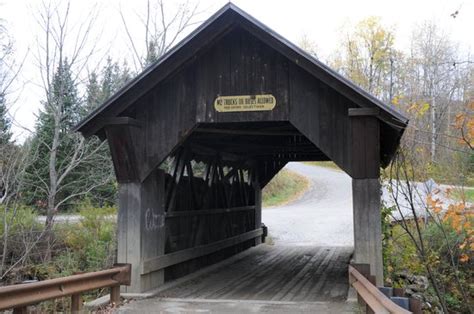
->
[142,228,262,274]
[349,264,420,314]
[0,263,131,313]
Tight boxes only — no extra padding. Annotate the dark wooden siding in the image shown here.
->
[112,26,381,182]
[288,63,357,175]
[129,28,293,181]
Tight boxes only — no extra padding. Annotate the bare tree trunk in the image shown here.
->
[430,96,436,162]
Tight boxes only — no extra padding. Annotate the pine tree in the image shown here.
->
[24,59,82,211]
[0,91,11,145]
[78,58,133,206]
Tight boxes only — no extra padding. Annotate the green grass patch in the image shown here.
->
[303,161,342,171]
[451,188,474,202]
[262,169,310,207]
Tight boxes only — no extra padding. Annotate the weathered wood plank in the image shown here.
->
[348,108,380,117]
[165,206,255,218]
[99,117,142,127]
[142,228,263,275]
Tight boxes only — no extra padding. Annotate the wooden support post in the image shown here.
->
[71,293,82,313]
[254,171,262,246]
[12,307,27,314]
[117,169,166,293]
[110,285,121,305]
[352,179,383,285]
[350,108,383,286]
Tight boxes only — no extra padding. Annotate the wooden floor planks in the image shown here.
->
[156,244,353,302]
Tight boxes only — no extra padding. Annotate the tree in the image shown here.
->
[25,59,84,210]
[386,145,472,313]
[21,1,114,260]
[405,22,469,162]
[333,17,397,101]
[0,16,13,146]
[0,92,11,146]
[298,33,318,59]
[80,58,133,205]
[120,0,200,69]
[0,15,43,278]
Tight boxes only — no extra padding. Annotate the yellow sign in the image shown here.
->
[214,94,276,112]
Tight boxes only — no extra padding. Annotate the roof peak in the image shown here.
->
[74,2,407,135]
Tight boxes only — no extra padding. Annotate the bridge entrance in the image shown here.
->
[75,3,407,298]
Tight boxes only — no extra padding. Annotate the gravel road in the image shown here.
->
[263,162,354,246]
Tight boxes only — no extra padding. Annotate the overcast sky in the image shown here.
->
[2,0,473,140]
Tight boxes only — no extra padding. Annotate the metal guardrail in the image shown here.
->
[349,264,413,314]
[0,263,131,313]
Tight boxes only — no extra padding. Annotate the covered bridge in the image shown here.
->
[74,4,408,293]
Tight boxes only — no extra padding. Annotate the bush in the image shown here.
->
[383,214,473,313]
[56,203,117,274]
[0,206,44,282]
[0,202,117,282]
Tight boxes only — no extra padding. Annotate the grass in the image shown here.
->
[303,161,342,171]
[451,188,474,203]
[262,169,310,207]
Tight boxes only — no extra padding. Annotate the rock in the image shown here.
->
[396,271,409,279]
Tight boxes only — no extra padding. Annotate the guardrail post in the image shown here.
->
[12,307,27,314]
[409,298,422,314]
[110,285,121,305]
[71,293,82,312]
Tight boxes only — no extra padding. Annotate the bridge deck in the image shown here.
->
[119,245,355,313]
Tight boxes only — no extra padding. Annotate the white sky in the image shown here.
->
[1,0,473,140]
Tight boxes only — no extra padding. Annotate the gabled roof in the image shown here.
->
[74,3,408,136]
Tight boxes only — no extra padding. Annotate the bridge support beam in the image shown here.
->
[117,169,166,293]
[352,178,383,285]
[254,182,262,245]
[349,108,383,285]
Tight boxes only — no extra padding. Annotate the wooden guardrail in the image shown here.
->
[349,264,417,314]
[142,228,263,274]
[0,263,131,313]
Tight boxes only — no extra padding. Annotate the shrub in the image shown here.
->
[0,205,45,282]
[57,203,117,274]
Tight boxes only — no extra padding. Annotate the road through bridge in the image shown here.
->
[117,163,355,312]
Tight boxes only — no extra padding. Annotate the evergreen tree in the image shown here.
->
[24,57,133,211]
[0,91,11,145]
[24,59,82,210]
[78,58,133,206]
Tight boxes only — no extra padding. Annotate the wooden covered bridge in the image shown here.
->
[74,3,407,298]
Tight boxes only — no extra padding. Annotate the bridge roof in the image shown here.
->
[74,3,408,137]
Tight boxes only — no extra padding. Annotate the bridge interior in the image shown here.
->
[119,245,356,313]
[156,246,351,302]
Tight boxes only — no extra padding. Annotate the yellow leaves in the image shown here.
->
[407,102,430,117]
[391,96,400,106]
[391,95,404,107]
[459,254,469,263]
[340,16,396,92]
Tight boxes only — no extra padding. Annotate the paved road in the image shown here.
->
[263,162,354,247]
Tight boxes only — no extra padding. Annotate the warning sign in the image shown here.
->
[214,94,276,112]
